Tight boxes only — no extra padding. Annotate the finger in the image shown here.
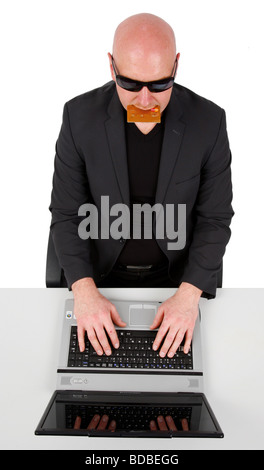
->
[111,305,127,328]
[77,325,86,352]
[104,319,120,349]
[150,420,158,431]
[108,420,116,432]
[87,414,101,430]
[150,307,164,330]
[183,328,193,354]
[73,416,81,429]
[165,415,178,431]
[97,414,109,430]
[95,326,112,355]
[159,328,178,357]
[167,329,186,358]
[181,418,189,431]
[87,328,104,355]
[152,322,169,352]
[157,415,168,431]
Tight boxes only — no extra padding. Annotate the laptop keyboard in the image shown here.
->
[67,326,193,370]
[65,402,192,430]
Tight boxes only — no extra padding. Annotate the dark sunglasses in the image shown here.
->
[111,56,178,93]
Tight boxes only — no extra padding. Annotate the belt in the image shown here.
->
[116,264,165,273]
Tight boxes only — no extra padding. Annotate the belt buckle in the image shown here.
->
[126,265,153,272]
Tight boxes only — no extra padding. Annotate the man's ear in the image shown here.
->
[107,52,116,82]
[175,52,181,77]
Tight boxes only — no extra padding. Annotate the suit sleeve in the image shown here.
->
[181,109,234,298]
[49,103,94,288]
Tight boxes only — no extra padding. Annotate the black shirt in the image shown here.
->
[117,116,168,266]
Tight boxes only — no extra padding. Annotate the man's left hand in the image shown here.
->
[150,282,202,357]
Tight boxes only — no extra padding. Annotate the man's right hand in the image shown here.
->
[72,277,126,355]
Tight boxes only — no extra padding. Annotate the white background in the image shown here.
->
[0,0,263,287]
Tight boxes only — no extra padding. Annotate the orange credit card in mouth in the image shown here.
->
[127,105,161,123]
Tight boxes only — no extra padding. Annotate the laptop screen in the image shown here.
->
[35,391,223,438]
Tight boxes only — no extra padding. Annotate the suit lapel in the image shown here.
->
[104,91,130,207]
[155,88,185,204]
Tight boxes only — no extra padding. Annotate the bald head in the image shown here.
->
[108,14,178,132]
[112,13,176,80]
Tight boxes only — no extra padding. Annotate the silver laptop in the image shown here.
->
[35,297,223,438]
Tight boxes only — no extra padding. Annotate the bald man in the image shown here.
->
[49,13,234,358]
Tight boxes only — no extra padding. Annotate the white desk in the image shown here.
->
[0,288,263,450]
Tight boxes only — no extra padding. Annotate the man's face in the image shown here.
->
[108,52,179,115]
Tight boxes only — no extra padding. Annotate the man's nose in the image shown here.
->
[136,86,153,108]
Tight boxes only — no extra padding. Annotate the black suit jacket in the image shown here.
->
[49,81,234,298]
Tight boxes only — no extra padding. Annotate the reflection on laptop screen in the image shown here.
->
[35,391,223,438]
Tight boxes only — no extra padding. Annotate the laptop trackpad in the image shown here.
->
[129,304,157,327]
